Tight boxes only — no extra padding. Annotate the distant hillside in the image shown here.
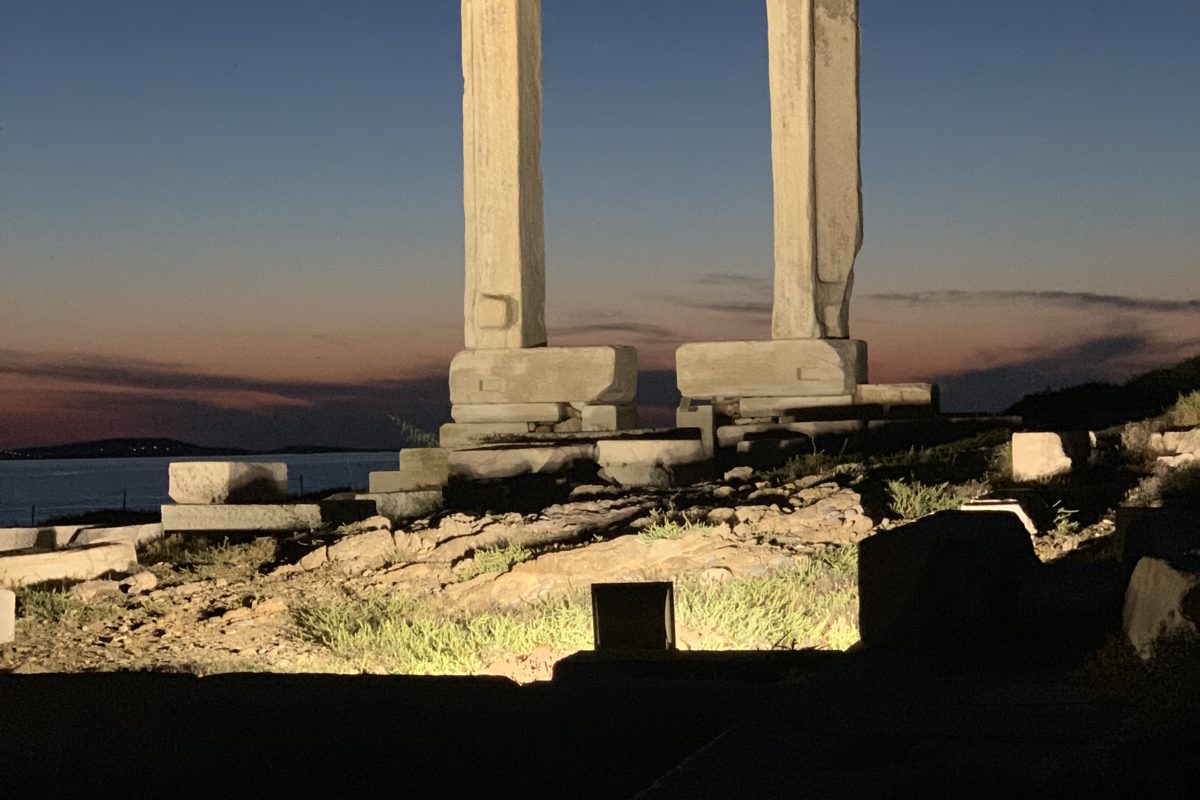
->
[0,438,255,460]
[1006,353,1200,430]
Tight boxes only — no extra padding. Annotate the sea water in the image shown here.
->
[0,452,398,526]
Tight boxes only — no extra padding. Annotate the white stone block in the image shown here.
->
[0,543,138,589]
[1162,429,1200,456]
[854,383,937,408]
[0,588,13,644]
[1011,432,1092,482]
[676,401,716,457]
[676,339,866,399]
[160,501,376,532]
[1123,557,1200,659]
[439,422,534,450]
[71,523,164,549]
[330,492,443,525]
[959,501,1039,537]
[449,444,596,480]
[452,403,568,424]
[581,404,639,432]
[168,462,288,504]
[596,439,710,488]
[1,526,92,552]
[370,449,450,493]
[449,346,637,405]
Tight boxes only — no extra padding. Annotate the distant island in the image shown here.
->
[0,437,388,461]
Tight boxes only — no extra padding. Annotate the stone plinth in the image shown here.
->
[168,462,288,504]
[1123,557,1200,659]
[161,501,376,533]
[0,543,138,589]
[1011,432,1093,482]
[676,340,865,399]
[450,346,637,405]
[0,588,13,644]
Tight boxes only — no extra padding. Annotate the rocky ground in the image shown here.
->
[1,436,1128,682]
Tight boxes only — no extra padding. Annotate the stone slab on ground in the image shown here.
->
[676,339,866,399]
[160,501,377,533]
[0,588,13,644]
[168,462,288,504]
[449,346,637,405]
[959,500,1039,537]
[0,526,87,553]
[1011,432,1093,482]
[596,440,710,488]
[857,510,1040,647]
[370,449,451,492]
[581,404,638,432]
[0,543,138,589]
[327,492,443,525]
[72,523,164,549]
[449,444,596,480]
[439,422,535,450]
[451,403,569,424]
[1123,556,1200,659]
[1160,428,1200,456]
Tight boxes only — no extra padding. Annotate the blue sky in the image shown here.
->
[2,0,1198,448]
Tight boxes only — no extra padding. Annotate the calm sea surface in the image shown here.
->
[0,452,398,526]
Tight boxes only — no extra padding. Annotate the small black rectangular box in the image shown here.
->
[591,581,676,651]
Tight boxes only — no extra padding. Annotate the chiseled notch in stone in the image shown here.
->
[676,339,866,399]
[449,346,637,405]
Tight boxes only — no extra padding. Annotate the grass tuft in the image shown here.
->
[885,479,961,520]
[1167,390,1200,428]
[16,586,124,624]
[458,542,533,581]
[638,509,716,542]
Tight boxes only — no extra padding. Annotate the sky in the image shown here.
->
[2,0,1198,449]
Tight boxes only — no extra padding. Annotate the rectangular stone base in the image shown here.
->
[451,403,569,424]
[449,346,637,405]
[676,339,866,399]
[161,501,377,533]
[733,383,937,420]
[581,404,639,432]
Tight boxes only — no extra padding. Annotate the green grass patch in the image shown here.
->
[885,479,962,520]
[292,548,860,675]
[16,586,124,624]
[141,535,278,579]
[1167,390,1200,428]
[458,542,533,581]
[638,510,716,542]
[1050,503,1081,537]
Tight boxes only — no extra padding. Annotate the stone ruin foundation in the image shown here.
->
[439,0,936,471]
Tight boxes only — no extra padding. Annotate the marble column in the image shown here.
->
[461,0,547,349]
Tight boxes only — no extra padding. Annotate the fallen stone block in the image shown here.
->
[71,523,164,550]
[854,383,938,409]
[0,543,139,589]
[326,492,442,525]
[449,346,638,405]
[580,404,638,432]
[596,440,710,488]
[857,510,1040,647]
[676,401,716,457]
[1123,557,1200,659]
[369,448,451,492]
[959,500,1039,537]
[0,526,86,553]
[168,462,288,504]
[439,422,535,450]
[160,501,377,533]
[1116,507,1200,565]
[1,588,14,644]
[1162,428,1200,456]
[676,339,866,399]
[1011,431,1093,482]
[449,444,596,481]
[451,403,569,424]
[119,570,158,594]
